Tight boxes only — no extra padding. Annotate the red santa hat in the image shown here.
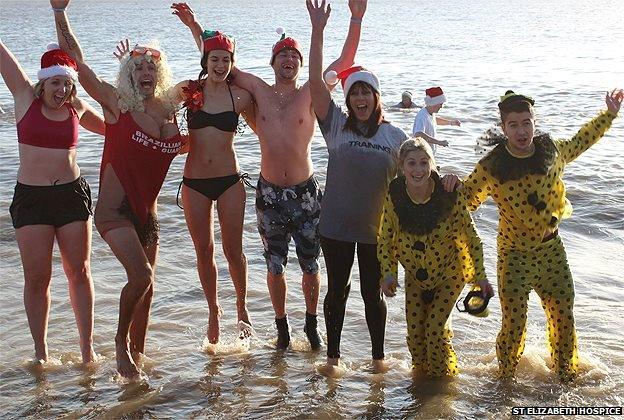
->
[37,43,78,81]
[201,30,235,56]
[271,28,302,65]
[424,86,446,106]
[324,66,380,98]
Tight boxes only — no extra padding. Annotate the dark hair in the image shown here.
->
[198,50,235,81]
[343,81,387,138]
[498,90,535,123]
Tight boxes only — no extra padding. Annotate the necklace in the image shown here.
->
[406,178,434,204]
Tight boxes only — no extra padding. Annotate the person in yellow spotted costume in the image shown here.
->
[377,138,494,377]
[462,89,623,382]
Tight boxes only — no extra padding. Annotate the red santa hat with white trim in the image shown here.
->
[424,86,446,106]
[37,43,78,81]
[324,65,380,98]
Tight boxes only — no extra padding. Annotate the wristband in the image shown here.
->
[52,7,66,12]
[350,17,362,24]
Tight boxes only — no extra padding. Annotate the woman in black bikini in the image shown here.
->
[170,12,254,344]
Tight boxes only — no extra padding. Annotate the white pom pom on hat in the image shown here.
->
[47,42,60,51]
[324,70,338,85]
[275,27,284,35]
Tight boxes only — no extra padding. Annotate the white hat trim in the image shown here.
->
[37,65,78,81]
[425,94,446,107]
[343,71,380,98]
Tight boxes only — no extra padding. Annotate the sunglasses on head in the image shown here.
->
[131,45,161,60]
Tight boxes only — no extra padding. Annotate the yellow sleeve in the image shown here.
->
[555,110,616,163]
[454,199,487,284]
[462,162,494,212]
[377,193,399,280]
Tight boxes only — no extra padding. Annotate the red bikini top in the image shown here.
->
[17,98,79,149]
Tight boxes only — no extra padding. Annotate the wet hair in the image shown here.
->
[116,41,177,115]
[198,50,235,81]
[498,90,535,123]
[397,137,437,176]
[343,81,387,138]
[33,78,78,104]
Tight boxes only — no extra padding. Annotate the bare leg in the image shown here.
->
[302,272,320,315]
[56,220,95,363]
[102,227,154,378]
[16,225,55,362]
[129,242,158,358]
[216,182,250,325]
[267,272,287,319]
[183,185,220,343]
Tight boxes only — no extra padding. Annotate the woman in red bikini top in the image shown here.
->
[171,3,254,345]
[1,38,104,366]
[54,0,186,379]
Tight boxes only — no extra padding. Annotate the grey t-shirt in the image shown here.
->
[318,100,408,244]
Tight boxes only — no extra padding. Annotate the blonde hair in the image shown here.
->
[116,41,178,116]
[33,78,78,104]
[397,137,437,176]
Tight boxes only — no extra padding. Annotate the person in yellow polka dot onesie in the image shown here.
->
[377,138,494,377]
[462,89,623,382]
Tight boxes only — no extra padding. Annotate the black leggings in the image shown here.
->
[321,235,386,360]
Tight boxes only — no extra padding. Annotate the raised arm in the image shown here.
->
[0,40,33,102]
[51,0,118,113]
[73,98,106,135]
[324,0,366,80]
[307,0,332,121]
[171,3,203,50]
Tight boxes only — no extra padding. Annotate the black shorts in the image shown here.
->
[9,177,93,229]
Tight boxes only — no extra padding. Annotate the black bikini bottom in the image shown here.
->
[183,173,242,201]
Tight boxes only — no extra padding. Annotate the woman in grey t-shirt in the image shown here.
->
[308,1,408,372]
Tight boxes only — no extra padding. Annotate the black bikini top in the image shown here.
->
[187,84,239,132]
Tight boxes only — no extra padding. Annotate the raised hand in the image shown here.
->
[50,0,70,10]
[348,0,367,19]
[171,2,197,27]
[306,0,331,30]
[605,88,623,115]
[381,274,399,298]
[113,39,130,61]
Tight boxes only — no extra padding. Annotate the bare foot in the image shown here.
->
[372,359,389,374]
[317,357,346,378]
[207,306,222,344]
[115,338,140,379]
[81,345,96,364]
[237,305,251,326]
[34,345,48,363]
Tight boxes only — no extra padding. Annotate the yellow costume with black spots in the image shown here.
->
[377,173,487,377]
[463,110,616,381]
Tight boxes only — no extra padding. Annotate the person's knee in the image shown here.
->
[223,243,245,265]
[195,241,216,262]
[63,260,92,285]
[23,269,52,292]
[127,262,154,293]
[265,252,286,276]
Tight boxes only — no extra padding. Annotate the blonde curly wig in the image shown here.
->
[115,41,178,116]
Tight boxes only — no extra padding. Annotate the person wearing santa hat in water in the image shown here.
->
[173,0,367,352]
[412,86,461,155]
[52,0,187,378]
[1,37,105,364]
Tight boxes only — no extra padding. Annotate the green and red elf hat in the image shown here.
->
[324,65,380,98]
[271,27,303,65]
[201,30,236,56]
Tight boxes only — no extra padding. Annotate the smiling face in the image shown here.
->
[205,50,233,83]
[402,149,433,189]
[271,48,301,81]
[39,76,75,109]
[347,82,376,122]
[502,110,536,154]
[131,58,158,97]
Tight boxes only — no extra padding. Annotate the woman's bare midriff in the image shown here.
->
[17,143,80,185]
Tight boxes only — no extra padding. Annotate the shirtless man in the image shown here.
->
[173,0,367,349]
